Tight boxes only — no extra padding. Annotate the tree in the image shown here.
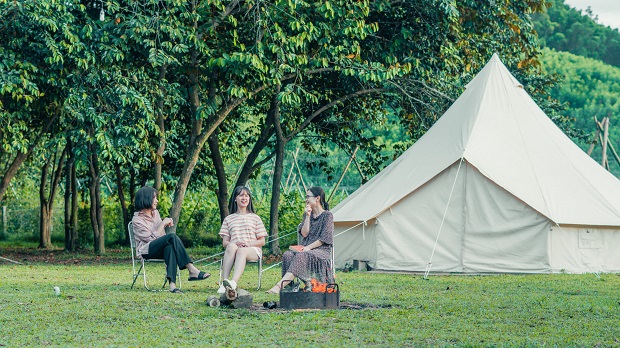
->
[38,143,67,248]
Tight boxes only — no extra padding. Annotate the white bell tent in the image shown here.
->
[332,54,620,274]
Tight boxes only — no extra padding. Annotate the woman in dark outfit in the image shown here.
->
[266,186,334,294]
[131,186,210,293]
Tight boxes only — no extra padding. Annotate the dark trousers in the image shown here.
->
[143,234,192,284]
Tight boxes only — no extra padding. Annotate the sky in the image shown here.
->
[563,0,620,30]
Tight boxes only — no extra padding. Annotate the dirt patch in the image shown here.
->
[0,247,128,265]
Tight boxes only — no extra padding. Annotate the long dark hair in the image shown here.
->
[228,186,256,214]
[308,186,329,210]
[134,186,157,211]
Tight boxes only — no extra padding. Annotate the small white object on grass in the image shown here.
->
[54,286,60,296]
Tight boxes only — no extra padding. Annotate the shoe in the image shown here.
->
[223,279,237,291]
[223,279,238,300]
[170,288,183,294]
[188,271,210,281]
[217,285,226,294]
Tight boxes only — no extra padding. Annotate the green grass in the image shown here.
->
[1,251,619,347]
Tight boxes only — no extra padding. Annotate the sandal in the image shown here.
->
[188,271,211,281]
[266,279,291,294]
[266,283,281,294]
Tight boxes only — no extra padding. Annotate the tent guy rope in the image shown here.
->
[424,157,464,279]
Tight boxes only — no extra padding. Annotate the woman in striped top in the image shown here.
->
[218,186,268,296]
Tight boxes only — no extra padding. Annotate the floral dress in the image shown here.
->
[281,210,334,283]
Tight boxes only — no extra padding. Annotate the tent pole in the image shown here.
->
[292,149,307,192]
[353,157,368,184]
[587,130,599,156]
[601,117,609,168]
[328,146,358,203]
[594,117,620,167]
[284,147,299,191]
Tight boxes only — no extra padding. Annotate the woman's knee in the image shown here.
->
[238,248,258,261]
[282,250,294,262]
[170,233,185,245]
[225,243,238,254]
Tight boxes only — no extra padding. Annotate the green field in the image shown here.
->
[1,250,619,347]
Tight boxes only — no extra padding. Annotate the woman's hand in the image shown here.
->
[305,204,312,216]
[163,217,174,227]
[236,241,248,248]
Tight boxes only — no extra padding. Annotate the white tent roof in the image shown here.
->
[333,54,620,226]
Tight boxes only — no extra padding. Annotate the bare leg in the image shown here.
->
[231,248,259,283]
[186,263,199,277]
[266,272,295,294]
[222,244,238,280]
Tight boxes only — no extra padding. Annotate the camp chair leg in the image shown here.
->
[160,275,168,290]
[131,263,144,289]
[218,259,223,288]
[142,260,153,291]
[257,259,263,290]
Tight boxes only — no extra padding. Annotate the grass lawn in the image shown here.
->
[1,248,619,347]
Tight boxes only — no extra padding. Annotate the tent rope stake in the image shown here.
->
[424,157,464,279]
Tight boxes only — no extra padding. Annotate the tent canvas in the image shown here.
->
[332,54,620,274]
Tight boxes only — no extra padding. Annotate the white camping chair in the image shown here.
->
[128,221,180,291]
[218,256,263,290]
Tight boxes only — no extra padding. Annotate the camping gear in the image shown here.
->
[279,283,339,309]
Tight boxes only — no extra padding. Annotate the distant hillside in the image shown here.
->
[540,48,620,174]
[532,0,620,67]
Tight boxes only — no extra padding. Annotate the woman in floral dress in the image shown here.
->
[267,186,333,294]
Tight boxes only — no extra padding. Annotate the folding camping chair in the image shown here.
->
[128,221,180,291]
[218,256,263,290]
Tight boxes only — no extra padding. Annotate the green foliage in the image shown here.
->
[540,48,620,175]
[532,0,620,67]
[0,261,619,346]
[1,0,564,252]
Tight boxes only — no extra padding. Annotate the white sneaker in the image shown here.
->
[223,279,237,290]
[223,279,238,300]
[217,285,226,294]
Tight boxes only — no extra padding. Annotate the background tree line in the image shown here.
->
[532,0,620,67]
[532,0,620,175]
[0,0,557,254]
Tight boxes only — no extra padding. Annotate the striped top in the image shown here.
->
[219,213,268,256]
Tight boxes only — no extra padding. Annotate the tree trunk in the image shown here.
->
[167,78,269,232]
[207,131,229,222]
[89,143,105,254]
[39,146,66,249]
[39,159,52,249]
[64,140,72,250]
[70,160,78,250]
[0,114,58,203]
[39,205,52,248]
[268,86,284,255]
[64,150,78,251]
[115,164,131,245]
[153,65,168,191]
[64,139,79,251]
[234,117,275,188]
